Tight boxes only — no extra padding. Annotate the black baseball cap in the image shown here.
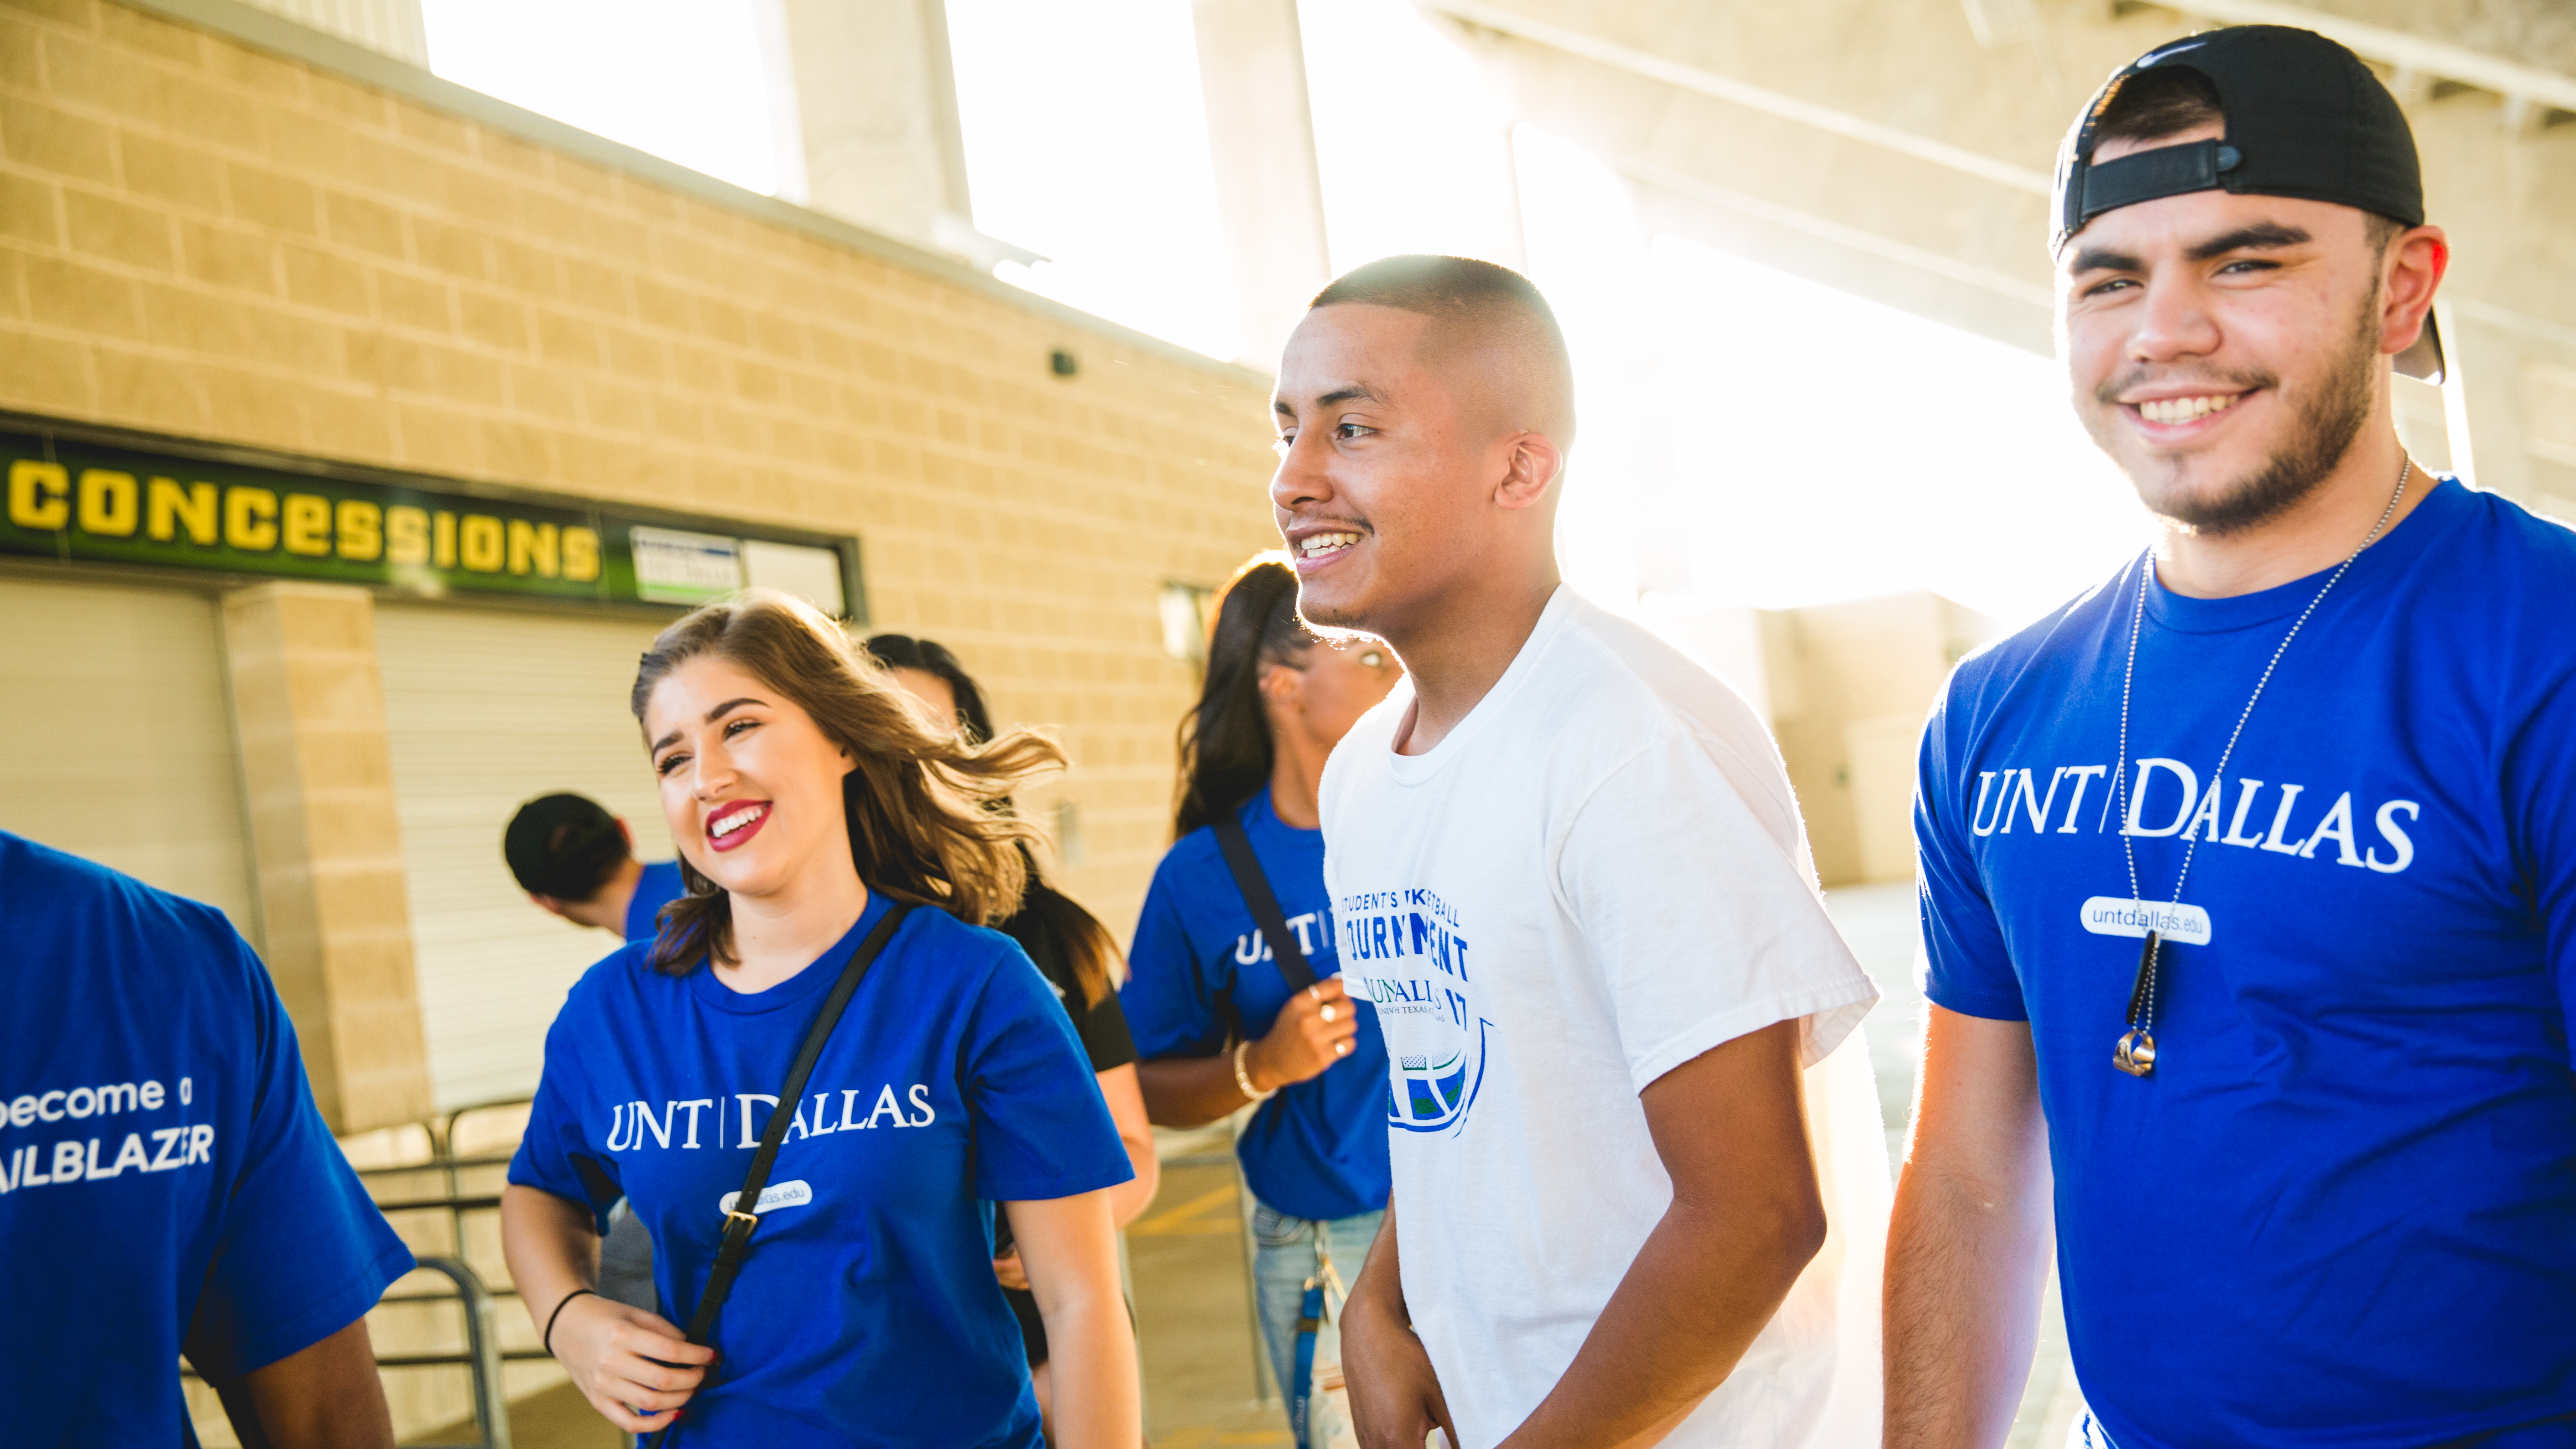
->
[2053,25,2442,381]
[503,792,630,900]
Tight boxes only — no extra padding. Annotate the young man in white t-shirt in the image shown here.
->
[1278,255,1883,1449]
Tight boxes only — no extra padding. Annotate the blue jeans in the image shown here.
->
[1251,1202,1386,1420]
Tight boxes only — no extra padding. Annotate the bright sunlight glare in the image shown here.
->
[945,0,1236,360]
[421,0,781,197]
[1297,0,1523,271]
[415,2,2149,630]
[1653,235,2151,628]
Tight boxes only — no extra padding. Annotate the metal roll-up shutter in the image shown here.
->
[0,574,258,940]
[372,603,669,1109]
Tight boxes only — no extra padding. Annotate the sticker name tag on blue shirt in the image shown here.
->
[720,1179,813,1214]
[2079,897,2213,946]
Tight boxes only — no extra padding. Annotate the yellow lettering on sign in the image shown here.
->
[386,506,428,565]
[459,514,504,573]
[433,511,456,568]
[281,494,332,557]
[147,479,217,544]
[75,470,139,537]
[336,500,382,561]
[563,526,600,583]
[225,486,277,551]
[506,518,558,577]
[8,460,69,531]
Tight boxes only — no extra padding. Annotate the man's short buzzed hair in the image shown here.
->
[1309,255,1576,441]
[1310,255,1561,334]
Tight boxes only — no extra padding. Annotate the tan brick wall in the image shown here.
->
[0,0,1281,939]
[221,580,433,1131]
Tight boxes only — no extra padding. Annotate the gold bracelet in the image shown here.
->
[1232,1039,1276,1102]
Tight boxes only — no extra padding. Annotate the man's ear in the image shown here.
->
[2381,224,2448,360]
[528,892,568,919]
[615,817,635,850]
[1494,431,1564,512]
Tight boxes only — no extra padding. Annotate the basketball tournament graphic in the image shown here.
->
[1336,886,1487,1135]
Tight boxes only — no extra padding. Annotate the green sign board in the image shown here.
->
[0,422,860,617]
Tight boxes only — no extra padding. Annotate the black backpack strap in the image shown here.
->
[676,903,913,1351]
[1211,813,1319,992]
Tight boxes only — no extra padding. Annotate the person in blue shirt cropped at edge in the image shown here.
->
[505,791,688,943]
[1123,554,1404,1418]
[864,631,1161,1435]
[497,591,1140,1447]
[501,791,689,1313]
[0,831,414,1447]
[1884,28,2576,1449]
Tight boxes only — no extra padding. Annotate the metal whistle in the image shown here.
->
[2114,1028,2156,1077]
[2115,931,2159,1078]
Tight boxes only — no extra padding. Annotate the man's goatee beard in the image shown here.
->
[2107,286,2383,538]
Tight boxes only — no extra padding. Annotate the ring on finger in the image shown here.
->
[1320,1004,1337,1022]
[1336,1040,1351,1054]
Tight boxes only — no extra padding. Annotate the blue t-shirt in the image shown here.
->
[626,859,687,941]
[1917,480,2576,1448]
[510,894,1132,1447]
[1124,791,1391,1221]
[0,832,413,1444]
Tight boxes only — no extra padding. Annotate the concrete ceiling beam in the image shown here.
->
[1424,0,2052,195]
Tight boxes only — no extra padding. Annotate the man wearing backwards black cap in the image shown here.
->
[1886,26,2576,1449]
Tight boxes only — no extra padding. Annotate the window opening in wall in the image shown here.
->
[1158,581,1215,668]
[422,0,783,195]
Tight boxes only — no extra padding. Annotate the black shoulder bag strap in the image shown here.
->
[653,901,912,1444]
[1211,814,1319,993]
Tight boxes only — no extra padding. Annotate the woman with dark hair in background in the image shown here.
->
[499,592,1139,1447]
[863,631,1160,1428]
[1119,555,1403,1424]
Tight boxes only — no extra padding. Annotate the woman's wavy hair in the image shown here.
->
[1174,554,1318,838]
[862,632,1125,1005]
[632,591,1063,974]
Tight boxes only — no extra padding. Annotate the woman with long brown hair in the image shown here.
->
[499,592,1139,1447]
[1120,555,1403,1428]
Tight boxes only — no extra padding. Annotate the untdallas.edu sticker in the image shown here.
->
[2078,897,2214,946]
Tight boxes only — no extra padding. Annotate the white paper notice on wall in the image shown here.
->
[630,526,746,605]
[742,539,846,617]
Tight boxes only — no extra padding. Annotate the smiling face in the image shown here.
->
[1265,638,1405,753]
[643,654,857,903]
[2059,125,2407,535]
[1269,303,1564,641]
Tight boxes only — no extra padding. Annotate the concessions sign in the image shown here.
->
[0,421,861,617]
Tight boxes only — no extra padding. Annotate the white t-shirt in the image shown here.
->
[1319,587,1886,1449]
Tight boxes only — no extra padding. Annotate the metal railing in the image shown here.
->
[177,1254,513,1449]
[180,1096,543,1446]
[381,1256,515,1449]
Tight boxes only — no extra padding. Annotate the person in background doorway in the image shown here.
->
[501,790,682,1313]
[506,792,688,942]
[1119,555,1404,1428]
[0,831,413,1447]
[1278,256,1885,1449]
[865,631,1161,1433]
[501,592,1139,1445]
[1886,29,2576,1449]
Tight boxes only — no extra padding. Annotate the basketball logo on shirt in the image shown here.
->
[1339,887,1488,1136]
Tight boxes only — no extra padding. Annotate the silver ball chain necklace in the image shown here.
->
[2107,457,2412,1078]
